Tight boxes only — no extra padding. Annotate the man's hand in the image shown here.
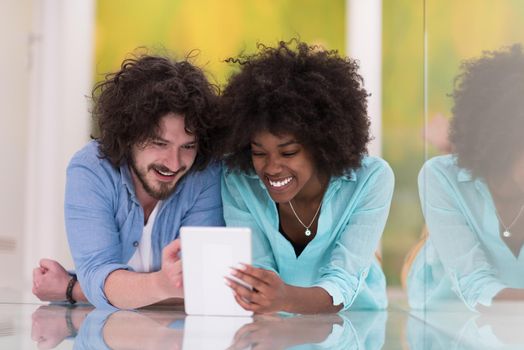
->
[104,239,184,309]
[226,264,290,314]
[155,239,184,298]
[31,305,70,349]
[32,259,71,302]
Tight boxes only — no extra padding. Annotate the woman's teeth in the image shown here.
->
[268,177,292,188]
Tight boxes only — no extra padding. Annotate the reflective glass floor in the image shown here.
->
[2,294,524,349]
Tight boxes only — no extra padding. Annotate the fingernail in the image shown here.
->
[229,268,238,276]
[224,278,232,287]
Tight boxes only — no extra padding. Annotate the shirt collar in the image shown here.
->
[455,165,493,204]
[457,168,473,182]
[120,162,138,203]
[343,169,357,181]
[456,166,487,193]
[453,154,474,182]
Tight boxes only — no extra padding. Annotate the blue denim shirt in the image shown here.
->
[222,156,394,310]
[65,141,224,309]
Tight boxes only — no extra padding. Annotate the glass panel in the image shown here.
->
[409,0,524,347]
[382,0,425,290]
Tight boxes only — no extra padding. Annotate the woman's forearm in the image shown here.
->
[283,286,343,314]
[493,288,524,301]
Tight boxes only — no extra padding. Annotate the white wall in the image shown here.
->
[0,0,32,299]
[0,0,95,301]
[347,0,383,156]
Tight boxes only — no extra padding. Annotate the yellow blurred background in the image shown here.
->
[94,0,345,85]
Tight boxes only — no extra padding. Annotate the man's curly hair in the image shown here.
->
[220,39,371,177]
[449,44,524,180]
[92,53,220,170]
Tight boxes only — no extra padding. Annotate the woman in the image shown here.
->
[220,40,394,314]
[407,44,524,310]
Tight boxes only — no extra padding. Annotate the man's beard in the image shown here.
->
[129,160,181,200]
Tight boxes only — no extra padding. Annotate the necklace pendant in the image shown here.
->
[305,228,312,236]
[503,230,512,238]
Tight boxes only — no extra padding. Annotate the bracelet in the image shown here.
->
[66,275,77,305]
[65,307,78,337]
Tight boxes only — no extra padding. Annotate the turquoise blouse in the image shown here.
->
[408,155,523,310]
[221,157,394,311]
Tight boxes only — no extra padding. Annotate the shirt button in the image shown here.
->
[133,241,139,247]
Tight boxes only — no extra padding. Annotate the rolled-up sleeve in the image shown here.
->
[419,160,507,310]
[65,158,129,310]
[314,162,394,310]
[74,309,115,350]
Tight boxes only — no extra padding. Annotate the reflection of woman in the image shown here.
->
[228,314,344,350]
[408,45,524,310]
[408,304,524,348]
[228,312,386,350]
[221,40,394,314]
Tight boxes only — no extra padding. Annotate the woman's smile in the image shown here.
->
[267,176,294,189]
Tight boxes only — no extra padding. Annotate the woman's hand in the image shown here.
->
[226,314,343,350]
[226,264,291,314]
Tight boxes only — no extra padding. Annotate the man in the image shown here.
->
[32,54,224,309]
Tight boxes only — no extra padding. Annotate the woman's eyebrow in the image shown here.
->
[277,140,298,147]
[250,140,298,147]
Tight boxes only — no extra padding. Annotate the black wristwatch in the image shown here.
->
[66,275,77,305]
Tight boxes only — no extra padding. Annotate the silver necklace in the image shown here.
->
[288,200,322,236]
[494,204,524,238]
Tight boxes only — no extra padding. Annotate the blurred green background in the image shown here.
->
[94,0,524,286]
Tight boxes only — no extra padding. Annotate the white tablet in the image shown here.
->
[180,226,253,316]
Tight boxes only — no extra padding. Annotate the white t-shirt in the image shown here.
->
[127,201,162,273]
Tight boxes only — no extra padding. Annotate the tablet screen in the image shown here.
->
[180,226,252,316]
